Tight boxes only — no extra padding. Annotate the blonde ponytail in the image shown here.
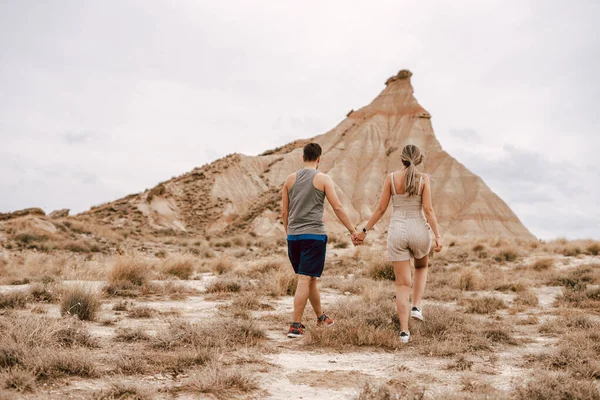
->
[400,145,423,196]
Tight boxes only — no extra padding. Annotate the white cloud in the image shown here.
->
[0,0,598,239]
[451,143,600,239]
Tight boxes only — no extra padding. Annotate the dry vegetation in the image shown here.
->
[0,232,599,398]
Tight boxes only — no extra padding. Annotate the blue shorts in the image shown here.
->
[287,234,328,277]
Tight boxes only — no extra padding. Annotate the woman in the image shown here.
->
[355,144,443,343]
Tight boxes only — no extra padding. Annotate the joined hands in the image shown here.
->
[351,230,366,246]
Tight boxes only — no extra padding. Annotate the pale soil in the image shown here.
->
[1,252,599,399]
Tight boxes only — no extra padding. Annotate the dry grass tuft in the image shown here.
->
[161,255,195,279]
[355,381,425,400]
[258,264,297,297]
[226,293,270,318]
[153,319,265,351]
[32,350,98,380]
[539,313,597,335]
[459,374,497,395]
[526,330,600,380]
[0,342,24,369]
[158,281,197,300]
[411,306,490,356]
[587,242,600,256]
[531,257,555,271]
[494,282,527,293]
[0,368,35,393]
[446,355,473,371]
[0,315,97,362]
[481,324,519,345]
[59,286,100,321]
[0,291,28,309]
[472,243,486,252]
[517,315,540,325]
[112,299,130,311]
[211,256,234,275]
[549,266,600,309]
[246,260,280,275]
[205,279,242,294]
[494,247,520,262]
[126,306,156,319]
[561,244,583,257]
[464,297,507,314]
[513,372,599,400]
[113,353,149,375]
[91,381,154,400]
[184,361,258,397]
[548,264,599,289]
[457,268,481,291]
[108,257,150,287]
[513,290,539,307]
[306,286,400,349]
[231,235,247,247]
[114,327,151,342]
[366,257,395,281]
[28,283,60,303]
[556,287,600,309]
[321,276,372,295]
[145,348,216,376]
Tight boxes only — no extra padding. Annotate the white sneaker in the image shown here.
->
[400,331,411,343]
[411,306,423,321]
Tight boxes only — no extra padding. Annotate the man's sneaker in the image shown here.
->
[411,306,423,321]
[287,323,305,338]
[317,313,334,327]
[400,331,411,343]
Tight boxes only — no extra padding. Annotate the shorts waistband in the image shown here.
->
[287,234,328,242]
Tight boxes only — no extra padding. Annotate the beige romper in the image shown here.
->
[387,173,433,262]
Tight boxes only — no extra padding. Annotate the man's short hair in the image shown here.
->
[303,143,322,162]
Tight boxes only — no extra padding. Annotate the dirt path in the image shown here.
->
[1,255,595,399]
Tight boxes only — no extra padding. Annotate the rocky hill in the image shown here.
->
[74,69,534,240]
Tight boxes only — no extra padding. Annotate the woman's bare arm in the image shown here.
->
[356,175,392,241]
[421,175,443,251]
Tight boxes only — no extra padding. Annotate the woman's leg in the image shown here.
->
[412,255,429,309]
[393,261,412,333]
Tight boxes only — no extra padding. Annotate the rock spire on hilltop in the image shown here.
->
[81,69,534,240]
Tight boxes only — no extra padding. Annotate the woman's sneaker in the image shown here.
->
[287,322,305,338]
[411,306,423,321]
[400,331,411,343]
[317,313,334,327]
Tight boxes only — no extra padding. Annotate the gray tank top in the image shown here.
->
[287,169,326,235]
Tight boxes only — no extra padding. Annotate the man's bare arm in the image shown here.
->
[323,176,357,234]
[281,178,290,235]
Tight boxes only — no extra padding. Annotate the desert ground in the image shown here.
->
[1,224,599,399]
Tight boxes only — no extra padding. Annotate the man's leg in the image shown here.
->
[307,277,322,318]
[393,261,412,333]
[412,255,429,309]
[292,274,312,323]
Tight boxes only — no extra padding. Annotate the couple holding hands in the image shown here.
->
[282,143,443,342]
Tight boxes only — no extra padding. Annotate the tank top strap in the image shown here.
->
[391,173,397,195]
[418,175,423,195]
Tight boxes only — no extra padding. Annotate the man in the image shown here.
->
[281,142,358,338]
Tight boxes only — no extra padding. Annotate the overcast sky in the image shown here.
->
[1,1,599,239]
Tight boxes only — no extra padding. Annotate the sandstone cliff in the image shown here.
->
[81,70,534,240]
